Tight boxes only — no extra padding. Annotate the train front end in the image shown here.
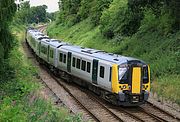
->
[112,61,150,106]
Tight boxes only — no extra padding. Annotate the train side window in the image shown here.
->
[59,53,63,62]
[87,62,91,73]
[50,49,54,58]
[76,58,80,69]
[41,46,43,53]
[100,66,105,78]
[63,54,66,63]
[72,57,76,67]
[41,46,47,55]
[81,60,86,71]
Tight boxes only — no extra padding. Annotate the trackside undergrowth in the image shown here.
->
[0,23,82,122]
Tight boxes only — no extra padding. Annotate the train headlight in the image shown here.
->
[123,85,126,89]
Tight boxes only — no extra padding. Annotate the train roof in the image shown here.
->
[60,45,144,64]
[41,38,71,48]
[28,29,145,65]
[51,39,61,42]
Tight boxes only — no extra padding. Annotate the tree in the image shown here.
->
[0,0,16,60]
[77,0,91,20]
[57,0,81,26]
[15,1,30,23]
[15,2,48,24]
[90,0,112,26]
[29,5,48,23]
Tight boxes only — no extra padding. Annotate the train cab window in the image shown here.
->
[87,62,91,73]
[50,49,54,58]
[100,66,105,78]
[76,58,81,69]
[63,54,66,63]
[59,53,63,62]
[143,66,149,84]
[119,67,128,84]
[72,57,76,67]
[109,67,112,82]
[81,60,86,71]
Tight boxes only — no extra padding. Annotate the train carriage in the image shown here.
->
[39,39,50,62]
[25,28,150,106]
[48,39,63,67]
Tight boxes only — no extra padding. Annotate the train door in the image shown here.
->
[92,59,99,84]
[67,52,72,73]
[131,67,141,94]
[47,45,50,62]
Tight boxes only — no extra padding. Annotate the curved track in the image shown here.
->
[24,26,180,122]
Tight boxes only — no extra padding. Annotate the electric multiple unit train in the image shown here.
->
[25,28,150,106]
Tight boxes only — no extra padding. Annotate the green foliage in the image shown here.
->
[57,0,81,26]
[0,25,82,121]
[0,0,16,64]
[48,15,180,104]
[49,0,180,104]
[152,75,180,104]
[100,0,128,38]
[60,0,78,13]
[57,0,112,26]
[29,5,48,24]
[90,0,112,26]
[15,1,48,24]
[47,12,57,22]
[14,1,30,24]
[77,0,92,20]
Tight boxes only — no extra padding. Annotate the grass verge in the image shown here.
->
[0,24,82,122]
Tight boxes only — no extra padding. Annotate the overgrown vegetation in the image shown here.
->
[15,1,55,24]
[0,0,16,63]
[48,0,180,104]
[0,1,82,121]
[0,24,82,121]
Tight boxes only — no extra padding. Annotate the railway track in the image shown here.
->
[42,71,101,122]
[80,86,178,122]
[49,71,126,122]
[49,72,180,122]
[23,41,99,121]
[36,25,47,34]
[82,89,145,122]
[139,101,180,122]
[24,40,141,121]
[24,26,180,122]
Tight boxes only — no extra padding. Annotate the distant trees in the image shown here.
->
[15,1,48,24]
[29,5,48,23]
[15,1,30,24]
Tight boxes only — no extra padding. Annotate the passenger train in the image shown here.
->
[25,27,150,106]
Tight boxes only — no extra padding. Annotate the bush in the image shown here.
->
[100,0,128,38]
